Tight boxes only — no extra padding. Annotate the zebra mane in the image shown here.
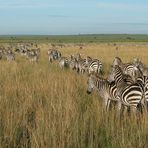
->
[88,73,108,84]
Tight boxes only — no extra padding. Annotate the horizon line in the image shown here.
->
[1,33,148,36]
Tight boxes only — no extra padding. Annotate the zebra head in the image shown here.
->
[112,57,122,67]
[69,57,77,70]
[108,65,123,83]
[87,74,98,94]
[75,53,81,61]
[108,66,116,83]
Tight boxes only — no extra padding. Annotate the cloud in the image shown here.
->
[0,2,64,9]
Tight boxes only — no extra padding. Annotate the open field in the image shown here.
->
[0,34,148,43]
[0,41,148,147]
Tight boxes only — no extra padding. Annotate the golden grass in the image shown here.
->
[0,43,148,148]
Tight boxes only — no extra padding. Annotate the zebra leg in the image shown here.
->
[103,96,110,112]
[130,106,137,114]
[116,100,122,117]
[117,100,122,111]
[76,67,79,73]
[81,69,84,74]
[106,99,111,112]
[123,105,128,116]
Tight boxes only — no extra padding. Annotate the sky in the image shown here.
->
[0,0,148,35]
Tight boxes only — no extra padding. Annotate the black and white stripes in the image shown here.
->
[87,74,117,111]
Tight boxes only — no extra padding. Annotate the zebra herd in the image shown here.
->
[48,49,103,75]
[0,47,15,61]
[48,49,148,115]
[0,43,40,62]
[1,44,148,116]
[87,57,148,115]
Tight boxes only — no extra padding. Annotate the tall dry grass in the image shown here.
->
[0,43,148,148]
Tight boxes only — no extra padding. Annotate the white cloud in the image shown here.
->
[0,1,64,9]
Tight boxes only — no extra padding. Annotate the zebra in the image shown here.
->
[136,75,148,111]
[86,74,118,111]
[48,49,61,62]
[50,49,61,60]
[69,55,78,70]
[0,47,5,60]
[79,56,92,73]
[87,59,103,75]
[31,48,40,56]
[5,52,15,61]
[59,57,69,69]
[48,52,54,63]
[112,57,122,67]
[133,58,148,77]
[26,50,38,62]
[77,57,90,74]
[108,65,144,114]
[112,57,142,82]
[75,56,103,75]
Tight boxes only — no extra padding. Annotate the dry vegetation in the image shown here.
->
[0,43,148,148]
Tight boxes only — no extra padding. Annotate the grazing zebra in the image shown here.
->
[1,49,5,57]
[5,52,15,61]
[48,49,61,62]
[15,48,21,54]
[59,57,69,69]
[26,50,38,62]
[87,74,118,111]
[31,48,40,56]
[0,47,4,60]
[0,53,2,60]
[108,65,143,114]
[48,52,54,63]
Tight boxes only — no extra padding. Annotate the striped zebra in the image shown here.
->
[112,57,142,82]
[59,57,69,69]
[0,47,4,60]
[31,48,40,56]
[133,58,148,77]
[87,59,103,75]
[77,56,92,74]
[26,50,38,62]
[137,75,148,111]
[48,49,62,62]
[48,52,54,63]
[87,74,118,111]
[5,52,15,61]
[108,65,143,114]
[69,55,78,70]
[3,49,15,61]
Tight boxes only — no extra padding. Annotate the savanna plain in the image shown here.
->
[0,38,148,147]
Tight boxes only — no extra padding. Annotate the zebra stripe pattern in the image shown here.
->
[108,65,143,113]
[87,74,117,111]
[48,49,62,62]
[87,59,103,74]
[112,57,142,82]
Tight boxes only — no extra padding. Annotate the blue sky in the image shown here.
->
[0,0,148,35]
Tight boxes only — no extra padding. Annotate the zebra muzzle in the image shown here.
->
[87,90,91,94]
